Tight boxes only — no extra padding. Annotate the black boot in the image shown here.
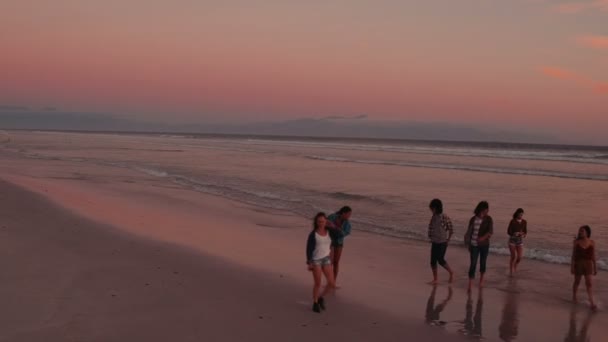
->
[318,297,326,310]
[312,302,321,313]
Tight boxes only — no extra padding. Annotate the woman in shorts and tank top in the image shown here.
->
[507,208,527,277]
[306,212,336,313]
[571,225,597,310]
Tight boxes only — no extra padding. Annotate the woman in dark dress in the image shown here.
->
[571,225,597,310]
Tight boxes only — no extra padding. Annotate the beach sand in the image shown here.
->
[0,178,457,342]
[1,135,607,341]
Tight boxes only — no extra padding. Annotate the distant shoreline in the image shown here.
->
[3,128,608,150]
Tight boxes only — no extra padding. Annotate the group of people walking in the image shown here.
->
[305,200,598,313]
[429,199,598,310]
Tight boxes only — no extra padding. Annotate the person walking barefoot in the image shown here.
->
[464,201,493,292]
[507,208,527,277]
[327,206,352,284]
[306,212,336,313]
[571,225,597,311]
[427,199,455,284]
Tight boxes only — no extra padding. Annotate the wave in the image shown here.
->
[134,166,169,178]
[329,191,385,203]
[130,166,306,208]
[490,246,608,271]
[306,155,608,181]
[236,138,608,165]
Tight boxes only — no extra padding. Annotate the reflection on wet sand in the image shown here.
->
[460,289,483,339]
[425,286,453,326]
[499,279,520,341]
[564,306,595,342]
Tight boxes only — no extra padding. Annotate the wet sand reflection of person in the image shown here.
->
[425,286,453,326]
[564,306,594,342]
[461,289,483,338]
[499,279,520,341]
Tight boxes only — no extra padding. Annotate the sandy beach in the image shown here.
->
[1,131,607,341]
[0,178,456,342]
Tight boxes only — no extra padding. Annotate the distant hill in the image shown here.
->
[0,108,558,145]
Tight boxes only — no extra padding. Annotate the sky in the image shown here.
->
[1,1,607,144]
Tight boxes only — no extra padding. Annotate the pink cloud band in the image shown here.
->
[540,66,608,94]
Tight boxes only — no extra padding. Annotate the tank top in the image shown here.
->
[312,232,331,260]
[574,243,594,261]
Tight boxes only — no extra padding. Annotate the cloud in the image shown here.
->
[541,66,579,81]
[540,66,608,94]
[554,0,608,13]
[577,35,608,49]
[595,83,608,94]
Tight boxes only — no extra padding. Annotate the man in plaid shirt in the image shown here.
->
[428,198,454,284]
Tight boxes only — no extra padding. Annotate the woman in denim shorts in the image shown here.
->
[306,212,336,313]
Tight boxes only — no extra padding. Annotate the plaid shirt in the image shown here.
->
[428,214,454,243]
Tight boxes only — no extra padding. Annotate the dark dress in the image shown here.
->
[573,242,595,276]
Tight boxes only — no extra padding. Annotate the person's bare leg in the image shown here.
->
[515,245,523,273]
[584,275,596,310]
[468,278,474,293]
[332,246,343,282]
[430,267,439,284]
[446,265,454,284]
[508,244,516,277]
[479,273,485,288]
[441,263,454,283]
[312,266,322,303]
[321,265,336,298]
[573,275,581,303]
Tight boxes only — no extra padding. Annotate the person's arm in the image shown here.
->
[488,216,494,237]
[464,219,473,247]
[342,220,352,237]
[523,220,527,238]
[592,241,597,276]
[306,232,316,266]
[478,217,493,242]
[507,220,514,237]
[571,240,577,275]
[428,217,434,240]
[445,215,454,242]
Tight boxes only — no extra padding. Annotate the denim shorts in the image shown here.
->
[509,236,524,247]
[311,256,332,266]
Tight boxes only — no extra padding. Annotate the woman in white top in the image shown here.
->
[306,212,336,313]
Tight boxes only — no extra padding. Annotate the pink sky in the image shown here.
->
[1,1,607,143]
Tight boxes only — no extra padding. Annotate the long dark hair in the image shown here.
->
[578,225,591,240]
[312,212,327,232]
[338,206,352,215]
[474,201,489,216]
[513,208,524,220]
[429,199,443,214]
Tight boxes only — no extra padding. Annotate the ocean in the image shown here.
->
[3,131,608,269]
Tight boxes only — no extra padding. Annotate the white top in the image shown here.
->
[471,217,482,246]
[312,232,331,261]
